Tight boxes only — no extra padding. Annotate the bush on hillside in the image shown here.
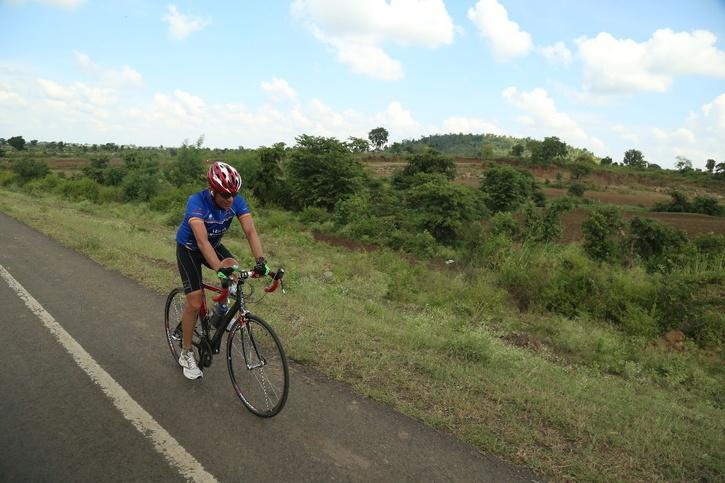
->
[287,135,367,211]
[392,147,456,189]
[480,164,537,213]
[11,158,49,183]
[627,217,689,272]
[582,207,625,263]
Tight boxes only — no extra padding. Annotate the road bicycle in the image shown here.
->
[164,266,289,417]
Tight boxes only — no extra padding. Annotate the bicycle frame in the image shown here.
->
[198,280,248,355]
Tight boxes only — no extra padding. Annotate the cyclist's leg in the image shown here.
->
[176,244,205,350]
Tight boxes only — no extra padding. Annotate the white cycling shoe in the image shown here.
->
[179,349,203,380]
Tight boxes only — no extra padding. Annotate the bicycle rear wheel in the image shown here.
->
[227,314,289,417]
[164,287,203,365]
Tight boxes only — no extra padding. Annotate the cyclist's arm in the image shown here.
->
[189,218,223,271]
[238,214,264,260]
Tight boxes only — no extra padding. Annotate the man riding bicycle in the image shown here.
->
[175,161,269,380]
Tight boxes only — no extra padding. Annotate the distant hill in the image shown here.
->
[386,133,594,161]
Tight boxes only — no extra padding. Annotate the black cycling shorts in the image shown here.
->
[176,243,235,294]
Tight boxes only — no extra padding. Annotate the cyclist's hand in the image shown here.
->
[217,266,235,279]
[254,256,270,277]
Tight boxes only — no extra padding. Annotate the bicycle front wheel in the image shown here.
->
[227,314,289,417]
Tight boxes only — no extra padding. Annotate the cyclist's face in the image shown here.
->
[213,191,234,210]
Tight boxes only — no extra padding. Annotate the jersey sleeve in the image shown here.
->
[233,195,251,217]
[186,193,207,222]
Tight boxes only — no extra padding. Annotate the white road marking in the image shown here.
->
[0,264,218,483]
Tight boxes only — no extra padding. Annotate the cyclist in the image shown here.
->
[175,161,269,380]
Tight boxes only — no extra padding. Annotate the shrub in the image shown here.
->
[693,233,725,255]
[568,182,586,197]
[490,212,519,238]
[392,147,456,189]
[287,135,367,211]
[691,195,724,216]
[11,158,49,183]
[248,143,287,207]
[121,172,160,202]
[55,177,101,202]
[165,142,204,187]
[405,180,483,244]
[582,206,625,263]
[627,217,688,272]
[480,164,537,213]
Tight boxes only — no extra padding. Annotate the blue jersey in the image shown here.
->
[175,190,251,250]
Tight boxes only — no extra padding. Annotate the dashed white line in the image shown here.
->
[0,264,218,483]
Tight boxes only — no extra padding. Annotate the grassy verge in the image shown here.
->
[1,188,722,482]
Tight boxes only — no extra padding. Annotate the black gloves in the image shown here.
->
[254,256,270,276]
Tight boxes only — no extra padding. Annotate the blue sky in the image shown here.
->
[1,0,724,169]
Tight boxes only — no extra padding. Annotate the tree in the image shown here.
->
[675,156,693,173]
[510,143,524,157]
[394,147,456,186]
[600,156,613,166]
[405,180,483,244]
[582,207,625,263]
[347,137,370,153]
[623,149,646,168]
[531,136,567,165]
[250,142,288,206]
[705,159,716,173]
[165,141,204,187]
[480,165,537,213]
[480,144,494,160]
[368,127,389,151]
[7,136,26,151]
[287,135,367,211]
[568,162,592,180]
[11,158,50,182]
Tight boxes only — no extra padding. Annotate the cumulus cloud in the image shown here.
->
[292,0,454,79]
[261,78,297,102]
[576,29,725,94]
[503,86,605,153]
[540,41,573,66]
[702,92,725,132]
[467,0,533,61]
[162,4,210,40]
[74,51,143,89]
[38,78,117,106]
[0,87,26,106]
[652,127,696,144]
[8,0,84,8]
[442,117,504,135]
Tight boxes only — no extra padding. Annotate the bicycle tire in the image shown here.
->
[226,314,289,417]
[164,287,203,366]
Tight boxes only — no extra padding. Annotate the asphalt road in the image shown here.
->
[0,212,541,482]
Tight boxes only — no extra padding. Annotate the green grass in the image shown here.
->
[1,187,723,482]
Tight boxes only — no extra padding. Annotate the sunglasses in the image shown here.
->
[215,191,236,200]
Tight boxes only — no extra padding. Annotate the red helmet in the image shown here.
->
[207,161,241,195]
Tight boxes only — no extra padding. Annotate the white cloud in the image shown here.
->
[702,93,725,132]
[577,29,725,94]
[260,78,297,102]
[7,0,84,8]
[162,5,210,40]
[652,127,696,144]
[292,0,453,79]
[374,101,419,132]
[503,86,606,153]
[74,51,143,89]
[37,78,74,100]
[467,0,533,61]
[442,117,504,135]
[540,41,573,66]
[0,87,26,106]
